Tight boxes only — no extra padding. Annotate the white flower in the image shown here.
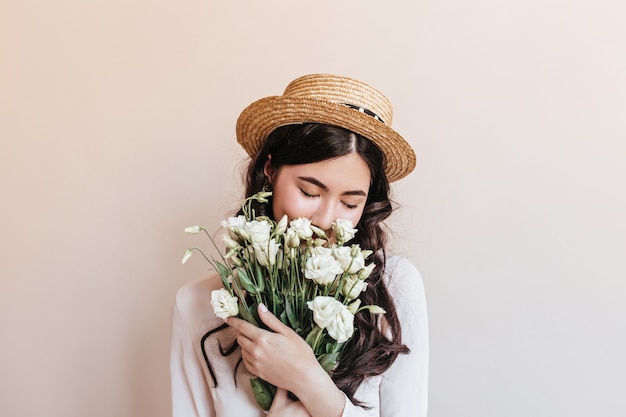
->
[211,288,239,319]
[332,219,357,244]
[327,308,355,343]
[307,296,355,343]
[332,245,366,274]
[341,275,368,300]
[184,225,201,234]
[310,245,332,257]
[289,218,314,240]
[252,238,280,267]
[221,215,246,230]
[304,252,343,285]
[307,296,342,327]
[244,219,272,244]
[221,215,247,240]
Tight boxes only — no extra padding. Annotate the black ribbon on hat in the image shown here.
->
[342,103,386,124]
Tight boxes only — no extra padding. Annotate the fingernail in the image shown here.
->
[259,303,268,313]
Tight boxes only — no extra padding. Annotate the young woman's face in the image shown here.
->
[265,152,371,233]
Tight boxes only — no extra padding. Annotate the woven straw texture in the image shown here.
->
[236,74,416,182]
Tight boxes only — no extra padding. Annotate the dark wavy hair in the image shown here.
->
[240,123,409,403]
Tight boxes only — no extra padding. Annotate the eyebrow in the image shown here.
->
[298,176,367,197]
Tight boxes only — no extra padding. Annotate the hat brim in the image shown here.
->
[236,96,416,182]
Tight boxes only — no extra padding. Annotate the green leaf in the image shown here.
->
[255,264,265,292]
[272,293,281,310]
[318,352,340,372]
[238,305,260,327]
[325,340,345,355]
[250,377,276,411]
[284,297,299,331]
[305,326,324,351]
[235,268,257,294]
[254,262,265,289]
[279,309,288,326]
[214,262,232,290]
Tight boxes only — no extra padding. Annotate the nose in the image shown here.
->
[310,200,335,233]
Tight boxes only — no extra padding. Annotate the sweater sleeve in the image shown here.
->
[342,257,429,417]
[170,283,216,417]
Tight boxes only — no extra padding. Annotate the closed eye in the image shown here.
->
[300,188,318,198]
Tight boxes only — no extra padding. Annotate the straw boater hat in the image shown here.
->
[236,74,416,182]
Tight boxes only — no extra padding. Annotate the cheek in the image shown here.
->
[271,191,312,220]
[333,204,366,228]
[346,208,365,227]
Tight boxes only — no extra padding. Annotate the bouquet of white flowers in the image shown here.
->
[182,192,385,410]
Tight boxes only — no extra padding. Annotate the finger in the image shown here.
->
[257,303,291,335]
[225,316,247,330]
[234,330,254,353]
[240,354,257,376]
[227,316,264,340]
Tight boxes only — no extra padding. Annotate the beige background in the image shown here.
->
[1,1,625,416]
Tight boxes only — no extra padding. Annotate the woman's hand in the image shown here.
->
[226,303,320,392]
[267,389,311,417]
[227,304,346,417]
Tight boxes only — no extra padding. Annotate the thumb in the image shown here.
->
[258,303,291,334]
[268,388,289,415]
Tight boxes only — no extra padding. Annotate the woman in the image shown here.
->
[171,74,429,416]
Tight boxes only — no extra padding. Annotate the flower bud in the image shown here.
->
[238,229,251,241]
[364,305,386,315]
[224,247,239,260]
[221,234,240,250]
[255,191,273,201]
[285,228,300,248]
[181,249,193,264]
[341,274,367,300]
[274,214,288,236]
[358,262,376,280]
[347,299,361,314]
[276,248,284,269]
[252,238,280,267]
[184,225,201,234]
[313,238,327,247]
[310,224,327,239]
